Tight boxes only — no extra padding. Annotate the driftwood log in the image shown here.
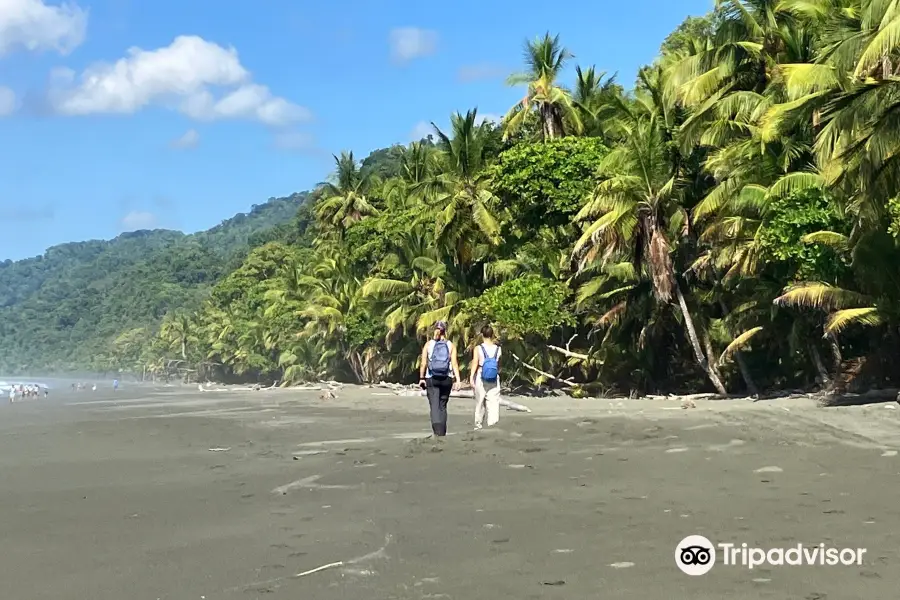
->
[816,388,900,407]
[510,353,577,388]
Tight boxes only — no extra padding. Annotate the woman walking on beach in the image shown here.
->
[419,320,461,437]
[471,325,502,430]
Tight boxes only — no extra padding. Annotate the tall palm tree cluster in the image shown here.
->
[114,3,900,395]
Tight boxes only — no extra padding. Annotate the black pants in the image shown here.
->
[426,376,453,436]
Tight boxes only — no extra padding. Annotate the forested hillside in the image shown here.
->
[10,1,900,397]
[0,193,307,373]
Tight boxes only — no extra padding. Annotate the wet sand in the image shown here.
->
[2,386,900,599]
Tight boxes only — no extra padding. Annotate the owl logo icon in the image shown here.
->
[676,535,716,575]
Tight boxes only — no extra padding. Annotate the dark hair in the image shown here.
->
[481,324,494,339]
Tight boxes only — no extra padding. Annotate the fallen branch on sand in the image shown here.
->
[500,399,532,413]
[510,353,576,388]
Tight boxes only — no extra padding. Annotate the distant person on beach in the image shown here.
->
[8,387,14,403]
[471,324,502,430]
[419,320,461,437]
[113,379,119,391]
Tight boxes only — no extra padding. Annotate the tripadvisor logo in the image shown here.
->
[675,535,867,575]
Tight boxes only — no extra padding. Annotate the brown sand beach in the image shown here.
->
[1,385,900,599]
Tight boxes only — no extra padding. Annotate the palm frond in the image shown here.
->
[718,326,763,366]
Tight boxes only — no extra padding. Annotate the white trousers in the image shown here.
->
[474,378,501,429]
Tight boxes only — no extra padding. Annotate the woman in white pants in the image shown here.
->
[470,325,502,430]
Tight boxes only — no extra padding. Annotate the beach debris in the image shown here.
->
[754,466,783,473]
[320,389,336,400]
[271,474,359,495]
[208,447,231,452]
[609,562,635,569]
[681,399,696,409]
[510,352,576,388]
[541,580,566,586]
[500,399,532,413]
[665,447,688,453]
[548,334,591,361]
[229,534,392,592]
[881,450,897,457]
[292,449,329,459]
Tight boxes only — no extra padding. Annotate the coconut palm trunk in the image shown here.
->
[675,282,729,396]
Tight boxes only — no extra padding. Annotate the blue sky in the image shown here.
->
[0,0,712,261]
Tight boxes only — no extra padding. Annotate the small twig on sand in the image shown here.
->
[225,534,393,593]
[294,561,345,577]
[510,353,576,388]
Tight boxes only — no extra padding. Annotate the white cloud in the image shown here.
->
[48,35,310,126]
[0,0,87,57]
[389,27,437,63]
[457,63,505,83]
[170,128,199,149]
[273,130,314,151]
[180,82,310,126]
[0,86,15,116]
[410,120,435,141]
[119,210,158,230]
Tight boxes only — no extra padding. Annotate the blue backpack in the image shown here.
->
[429,340,452,378]
[480,345,500,382]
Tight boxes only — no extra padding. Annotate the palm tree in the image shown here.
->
[572,87,730,395]
[361,230,468,338]
[421,109,502,265]
[667,0,800,108]
[159,312,197,361]
[380,141,442,210]
[572,65,621,139]
[296,250,370,382]
[503,33,581,140]
[315,151,379,235]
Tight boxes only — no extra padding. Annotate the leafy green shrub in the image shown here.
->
[463,274,575,339]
